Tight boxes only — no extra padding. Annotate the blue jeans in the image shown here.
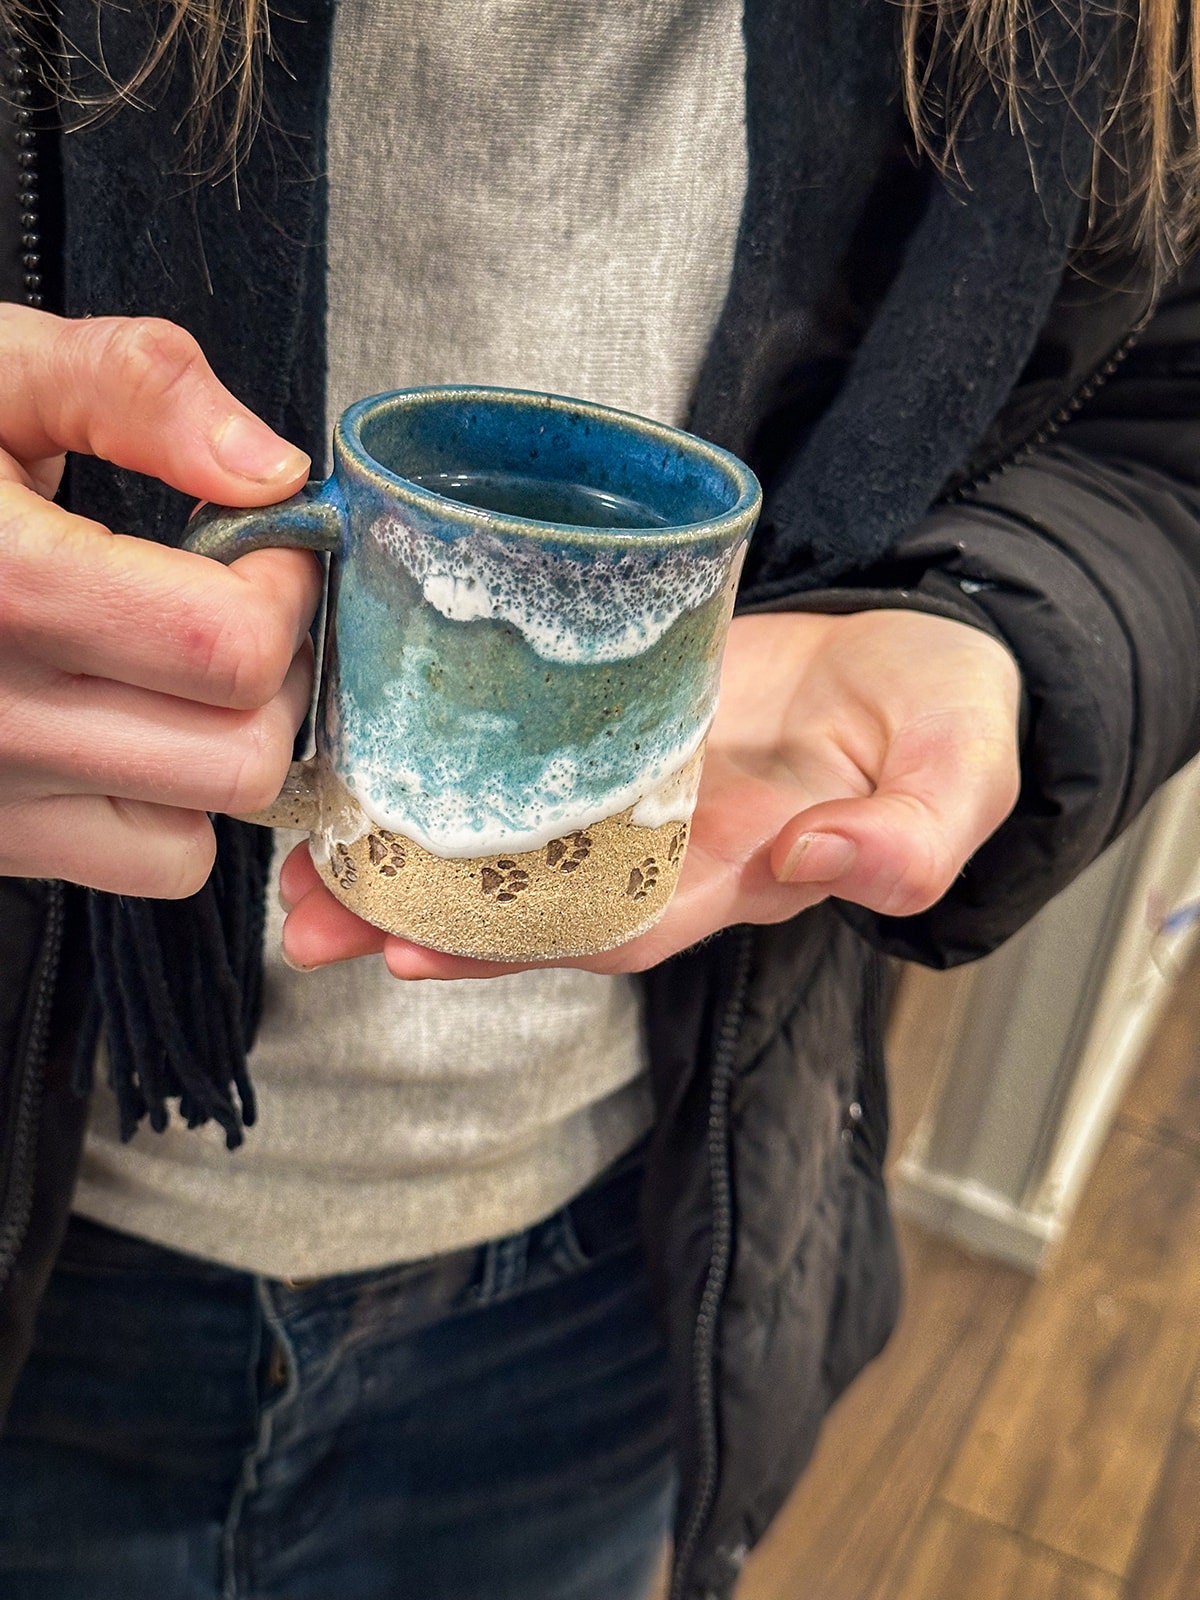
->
[0,1150,675,1599]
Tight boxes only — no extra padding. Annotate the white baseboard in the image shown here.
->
[892,1158,1060,1274]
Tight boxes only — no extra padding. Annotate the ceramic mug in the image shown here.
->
[185,386,760,960]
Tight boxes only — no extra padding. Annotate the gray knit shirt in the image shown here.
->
[73,0,748,1277]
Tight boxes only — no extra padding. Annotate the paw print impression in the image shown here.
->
[331,843,358,891]
[546,831,592,873]
[667,825,688,865]
[626,857,659,900]
[481,860,530,904]
[368,831,407,877]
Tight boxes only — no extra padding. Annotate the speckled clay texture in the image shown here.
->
[315,758,699,959]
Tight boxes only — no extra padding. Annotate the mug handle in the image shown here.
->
[183,482,344,831]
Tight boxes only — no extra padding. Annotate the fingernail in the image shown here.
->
[214,414,310,484]
[280,943,312,973]
[778,832,858,884]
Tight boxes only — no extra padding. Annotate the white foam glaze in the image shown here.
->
[373,513,737,664]
[629,755,703,827]
[338,718,710,857]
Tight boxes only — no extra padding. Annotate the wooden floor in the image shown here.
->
[725,950,1200,1600]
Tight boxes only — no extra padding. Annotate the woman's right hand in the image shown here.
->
[0,303,323,896]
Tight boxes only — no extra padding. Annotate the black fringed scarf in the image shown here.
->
[53,0,1120,1142]
[57,0,334,1144]
[87,818,273,1145]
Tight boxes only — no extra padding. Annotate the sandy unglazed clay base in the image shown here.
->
[315,805,691,960]
[303,757,699,960]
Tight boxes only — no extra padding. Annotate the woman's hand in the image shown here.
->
[279,607,1022,977]
[0,303,321,895]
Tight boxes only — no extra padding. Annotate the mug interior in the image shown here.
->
[344,387,753,533]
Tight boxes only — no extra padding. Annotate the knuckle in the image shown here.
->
[91,316,207,416]
[0,300,25,343]
[0,484,34,627]
[200,590,294,709]
[879,838,956,919]
[107,800,216,899]
[0,492,110,648]
[0,478,47,568]
[161,824,218,899]
[0,688,37,769]
[222,714,292,815]
[0,479,84,561]
[886,880,943,919]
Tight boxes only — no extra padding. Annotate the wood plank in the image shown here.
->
[1050,1128,1200,1314]
[1119,949,1200,1151]
[939,1129,1200,1576]
[884,964,976,1161]
[1123,1393,1200,1600]
[735,1219,1027,1600]
[1188,1363,1200,1434]
[890,1504,1120,1600]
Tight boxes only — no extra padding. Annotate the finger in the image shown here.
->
[0,481,323,709]
[278,836,323,910]
[382,940,534,981]
[0,794,216,898]
[281,893,389,970]
[0,440,63,499]
[0,304,310,503]
[772,712,1021,917]
[3,642,314,814]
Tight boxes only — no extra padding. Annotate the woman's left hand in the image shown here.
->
[278,608,1023,978]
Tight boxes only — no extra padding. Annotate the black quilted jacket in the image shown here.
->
[4,4,1200,1597]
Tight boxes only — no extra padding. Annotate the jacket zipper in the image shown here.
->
[671,292,1142,1583]
[6,35,47,309]
[0,883,65,1292]
[0,34,57,1295]
[670,926,754,1600]
[942,318,1150,504]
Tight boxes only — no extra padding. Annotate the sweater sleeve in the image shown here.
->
[766,265,1200,967]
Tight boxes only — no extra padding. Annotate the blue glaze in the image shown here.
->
[184,480,344,562]
[343,388,750,533]
[186,387,760,856]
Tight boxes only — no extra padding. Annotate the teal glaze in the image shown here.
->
[185,387,760,857]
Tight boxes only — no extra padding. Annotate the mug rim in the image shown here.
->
[335,384,761,549]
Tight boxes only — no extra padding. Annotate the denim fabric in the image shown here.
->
[0,1152,675,1599]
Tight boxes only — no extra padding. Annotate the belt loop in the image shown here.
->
[475,1230,529,1306]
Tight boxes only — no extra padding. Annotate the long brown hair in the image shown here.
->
[900,0,1199,273]
[9,0,1200,272]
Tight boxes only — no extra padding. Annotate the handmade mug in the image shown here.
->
[185,386,760,960]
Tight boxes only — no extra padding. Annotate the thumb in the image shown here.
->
[770,728,1020,919]
[0,304,310,506]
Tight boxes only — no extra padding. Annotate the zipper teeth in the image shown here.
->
[943,321,1148,504]
[6,35,45,310]
[670,927,753,1600]
[0,882,65,1291]
[0,34,60,1295]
